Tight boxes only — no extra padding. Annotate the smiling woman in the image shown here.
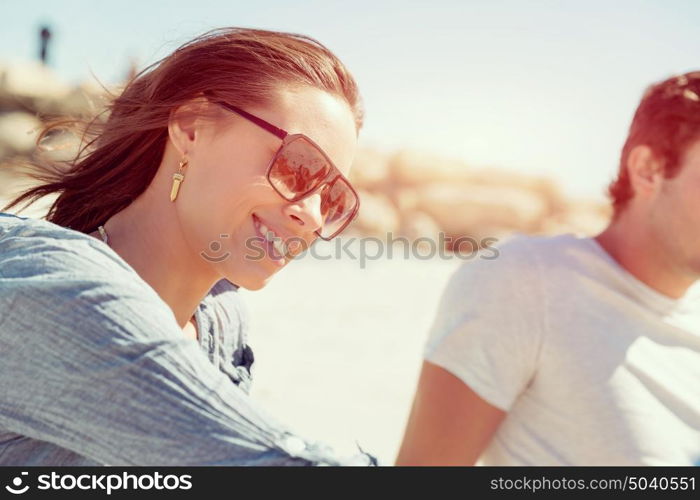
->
[0,27,375,466]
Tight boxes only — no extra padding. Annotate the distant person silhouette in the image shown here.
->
[39,25,52,64]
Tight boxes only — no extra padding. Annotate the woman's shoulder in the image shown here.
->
[0,212,180,343]
[0,212,139,281]
[0,212,164,312]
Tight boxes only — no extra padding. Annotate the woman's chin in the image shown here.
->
[228,268,277,291]
[238,279,267,291]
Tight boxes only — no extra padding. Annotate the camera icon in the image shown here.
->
[5,471,29,495]
[200,233,231,262]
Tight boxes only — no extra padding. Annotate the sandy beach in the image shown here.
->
[240,240,462,463]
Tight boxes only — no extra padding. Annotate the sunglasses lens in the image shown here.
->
[319,178,357,239]
[268,135,358,239]
[269,136,331,199]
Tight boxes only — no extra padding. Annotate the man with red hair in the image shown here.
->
[398,72,700,466]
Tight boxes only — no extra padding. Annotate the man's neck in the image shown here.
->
[595,215,694,300]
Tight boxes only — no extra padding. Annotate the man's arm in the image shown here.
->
[396,361,506,465]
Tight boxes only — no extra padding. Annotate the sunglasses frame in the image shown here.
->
[203,92,360,240]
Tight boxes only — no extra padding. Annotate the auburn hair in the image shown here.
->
[608,71,700,215]
[3,27,363,232]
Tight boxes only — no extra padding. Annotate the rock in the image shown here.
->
[389,149,472,185]
[391,187,420,213]
[60,81,108,117]
[349,148,391,190]
[0,61,71,114]
[397,210,442,242]
[465,167,566,215]
[541,201,611,236]
[413,182,550,237]
[387,151,567,216]
[349,190,400,236]
[0,112,42,158]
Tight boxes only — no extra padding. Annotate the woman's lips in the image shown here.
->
[252,214,287,263]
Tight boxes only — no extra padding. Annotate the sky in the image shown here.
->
[2,0,700,200]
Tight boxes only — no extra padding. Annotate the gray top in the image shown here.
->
[0,212,373,466]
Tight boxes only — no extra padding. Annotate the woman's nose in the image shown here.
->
[284,192,324,233]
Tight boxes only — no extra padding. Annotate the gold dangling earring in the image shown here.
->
[170,156,188,202]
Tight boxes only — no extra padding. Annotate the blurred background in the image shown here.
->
[1,0,699,463]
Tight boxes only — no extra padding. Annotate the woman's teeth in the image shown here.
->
[272,238,286,257]
[259,222,286,257]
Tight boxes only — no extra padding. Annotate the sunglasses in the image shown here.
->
[203,92,361,240]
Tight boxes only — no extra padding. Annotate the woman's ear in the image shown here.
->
[167,97,212,157]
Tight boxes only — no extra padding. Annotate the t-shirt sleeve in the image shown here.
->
[423,237,546,411]
[0,231,371,466]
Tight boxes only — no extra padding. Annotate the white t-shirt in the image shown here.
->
[424,234,700,465]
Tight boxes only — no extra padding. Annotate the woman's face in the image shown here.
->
[172,86,358,290]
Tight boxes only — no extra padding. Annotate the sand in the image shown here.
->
[240,239,462,463]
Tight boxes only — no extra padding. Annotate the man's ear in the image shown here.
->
[167,97,211,157]
[627,145,664,201]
